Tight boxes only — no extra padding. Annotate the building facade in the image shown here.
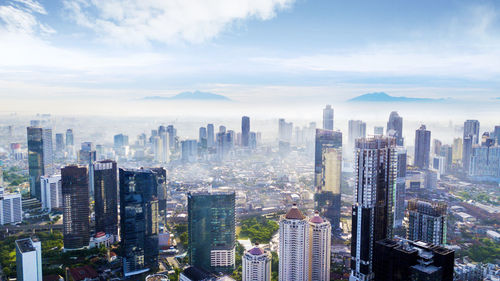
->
[279,205,309,281]
[120,168,159,277]
[323,105,334,130]
[62,165,90,250]
[188,191,236,273]
[16,237,42,281]
[242,116,250,147]
[309,212,331,281]
[242,246,271,281]
[41,174,62,211]
[386,111,404,146]
[407,199,447,245]
[0,189,22,225]
[350,137,397,281]
[94,160,118,240]
[414,125,431,169]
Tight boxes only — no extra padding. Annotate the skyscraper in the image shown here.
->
[94,160,118,240]
[16,237,42,281]
[65,129,74,146]
[242,246,271,281]
[309,212,331,281]
[181,140,198,163]
[120,168,159,277]
[41,175,62,211]
[350,137,397,281]
[373,238,454,281]
[317,146,342,230]
[55,133,65,152]
[407,199,447,245]
[242,116,250,147]
[61,165,90,250]
[323,105,334,130]
[374,126,384,136]
[27,126,54,200]
[463,120,480,145]
[494,125,500,145]
[0,189,22,225]
[78,142,96,197]
[394,148,407,228]
[348,120,367,151]
[462,136,473,172]
[207,123,215,148]
[314,129,342,228]
[279,205,309,281]
[386,111,404,146]
[452,138,463,164]
[188,191,236,273]
[414,125,431,169]
[278,118,293,142]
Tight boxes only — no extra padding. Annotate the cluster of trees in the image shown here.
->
[2,167,28,187]
[174,224,188,249]
[463,238,500,263]
[239,216,279,244]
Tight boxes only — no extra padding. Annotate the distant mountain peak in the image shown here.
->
[144,91,231,101]
[348,92,445,103]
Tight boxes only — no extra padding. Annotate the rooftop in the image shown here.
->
[285,204,305,220]
[16,238,37,253]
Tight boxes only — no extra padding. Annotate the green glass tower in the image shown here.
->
[188,191,235,273]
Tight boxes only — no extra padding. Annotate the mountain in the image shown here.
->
[144,91,231,101]
[348,92,445,103]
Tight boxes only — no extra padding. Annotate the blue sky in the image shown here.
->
[0,0,500,114]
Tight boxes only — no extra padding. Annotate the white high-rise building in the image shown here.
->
[243,245,271,281]
[309,212,331,281]
[0,190,22,225]
[16,237,42,281]
[279,204,309,281]
[41,175,62,211]
[42,128,54,176]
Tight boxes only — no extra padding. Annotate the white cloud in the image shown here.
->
[62,0,294,45]
[0,0,52,35]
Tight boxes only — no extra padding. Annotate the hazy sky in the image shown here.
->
[1,0,500,116]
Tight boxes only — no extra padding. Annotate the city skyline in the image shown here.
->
[0,1,500,117]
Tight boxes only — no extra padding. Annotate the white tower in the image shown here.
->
[309,211,331,281]
[279,204,309,281]
[16,237,42,281]
[243,245,271,281]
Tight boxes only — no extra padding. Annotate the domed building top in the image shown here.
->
[248,246,265,256]
[309,211,324,224]
[285,204,305,220]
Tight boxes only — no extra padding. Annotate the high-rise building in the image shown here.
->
[278,118,293,142]
[78,142,96,197]
[207,123,215,148]
[373,238,454,281]
[160,131,170,163]
[242,246,271,281]
[374,126,384,136]
[65,129,74,146]
[494,125,500,145]
[387,111,404,146]
[394,148,407,228]
[15,237,42,281]
[432,139,442,156]
[216,131,234,161]
[0,189,22,225]
[316,146,341,230]
[188,191,236,273]
[464,120,480,145]
[407,199,447,245]
[462,136,473,172]
[55,133,65,152]
[350,137,397,281]
[469,142,500,181]
[242,116,250,147]
[181,140,198,163]
[348,120,367,151]
[150,167,167,226]
[414,125,431,169]
[120,168,159,277]
[27,126,54,200]
[323,105,334,130]
[113,133,129,148]
[61,165,90,250]
[40,175,62,211]
[309,212,331,281]
[452,138,463,164]
[167,125,177,150]
[314,129,342,228]
[279,205,309,281]
[94,160,118,240]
